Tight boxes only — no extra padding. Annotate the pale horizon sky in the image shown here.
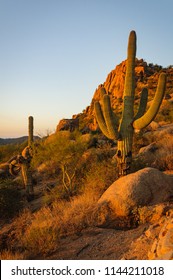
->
[0,0,173,138]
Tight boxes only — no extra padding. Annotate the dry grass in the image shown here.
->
[0,134,118,259]
[154,133,173,170]
[4,189,99,258]
[0,250,25,260]
[24,193,97,257]
[22,207,60,256]
[2,128,173,259]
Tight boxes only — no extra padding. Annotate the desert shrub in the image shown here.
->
[32,132,88,196]
[19,191,98,257]
[0,179,23,220]
[83,159,117,195]
[53,192,98,235]
[0,140,120,258]
[155,100,173,123]
[81,145,118,196]
[78,113,93,132]
[22,207,59,256]
[0,141,27,162]
[40,141,117,204]
[132,131,149,155]
[0,250,25,260]
[154,133,173,170]
[0,209,34,258]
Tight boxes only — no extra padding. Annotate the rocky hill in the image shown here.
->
[56,59,173,133]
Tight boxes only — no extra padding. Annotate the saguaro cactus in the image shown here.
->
[8,116,34,200]
[21,116,34,199]
[95,31,166,176]
[28,115,34,147]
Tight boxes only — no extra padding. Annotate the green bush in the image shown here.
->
[32,132,88,196]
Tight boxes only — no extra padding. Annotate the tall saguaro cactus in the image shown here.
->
[95,31,166,176]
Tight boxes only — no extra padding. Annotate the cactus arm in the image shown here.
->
[9,160,21,176]
[94,101,111,139]
[133,88,148,121]
[99,87,107,100]
[102,94,118,139]
[133,73,166,130]
[7,155,18,164]
[95,87,119,140]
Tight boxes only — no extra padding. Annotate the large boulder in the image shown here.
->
[136,123,173,169]
[137,142,159,167]
[96,168,173,228]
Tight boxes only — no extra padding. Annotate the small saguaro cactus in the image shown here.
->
[21,115,34,199]
[9,116,34,200]
[28,115,34,147]
[95,31,166,176]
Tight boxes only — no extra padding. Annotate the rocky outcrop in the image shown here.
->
[55,60,173,133]
[96,168,173,228]
[134,123,173,169]
[87,59,149,122]
[56,118,79,132]
[148,215,173,260]
[75,61,173,132]
[137,142,159,167]
[102,59,147,100]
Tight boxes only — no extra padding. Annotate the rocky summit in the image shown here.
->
[56,59,173,133]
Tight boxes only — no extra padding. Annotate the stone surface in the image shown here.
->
[137,142,159,167]
[97,168,173,227]
[56,118,79,132]
[55,60,173,133]
[148,215,173,260]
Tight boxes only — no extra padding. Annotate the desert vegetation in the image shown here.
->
[1,113,173,260]
[1,31,173,260]
[0,129,119,259]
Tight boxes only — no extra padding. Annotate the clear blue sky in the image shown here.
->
[0,0,173,138]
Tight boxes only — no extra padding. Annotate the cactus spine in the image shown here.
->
[95,31,166,176]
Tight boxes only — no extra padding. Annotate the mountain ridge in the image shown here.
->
[0,136,40,146]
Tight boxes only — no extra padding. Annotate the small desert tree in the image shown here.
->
[33,132,88,196]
